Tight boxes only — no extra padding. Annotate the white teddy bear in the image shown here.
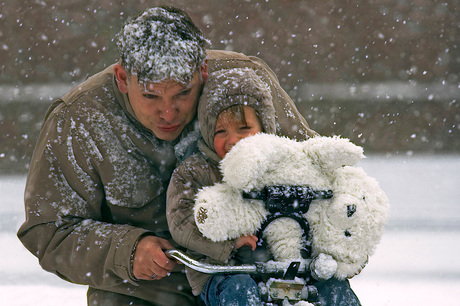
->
[194,133,390,280]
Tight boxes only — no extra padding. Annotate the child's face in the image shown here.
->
[214,106,263,158]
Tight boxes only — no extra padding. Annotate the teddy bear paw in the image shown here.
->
[310,253,338,280]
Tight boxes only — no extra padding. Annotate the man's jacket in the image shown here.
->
[17,50,315,305]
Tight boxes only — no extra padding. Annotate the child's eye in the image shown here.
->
[214,129,225,136]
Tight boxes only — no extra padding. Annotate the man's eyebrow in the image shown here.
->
[180,83,193,91]
[140,80,193,95]
[172,84,194,95]
[141,89,160,95]
[138,83,160,94]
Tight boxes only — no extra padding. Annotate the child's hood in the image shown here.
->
[198,67,276,153]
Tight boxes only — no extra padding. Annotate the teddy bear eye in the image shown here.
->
[344,230,352,237]
[347,204,356,217]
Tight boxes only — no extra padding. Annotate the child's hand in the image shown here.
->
[235,235,258,251]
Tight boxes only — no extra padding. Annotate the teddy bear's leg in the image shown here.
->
[263,217,306,261]
[310,253,338,280]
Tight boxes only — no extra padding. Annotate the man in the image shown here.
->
[17,6,317,306]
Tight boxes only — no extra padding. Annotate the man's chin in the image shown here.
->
[154,129,182,141]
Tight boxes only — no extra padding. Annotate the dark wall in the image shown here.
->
[3,0,459,87]
[1,0,459,173]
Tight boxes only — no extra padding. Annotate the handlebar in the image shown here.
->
[243,185,333,214]
[165,249,310,275]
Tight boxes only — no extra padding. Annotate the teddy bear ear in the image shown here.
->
[303,136,365,172]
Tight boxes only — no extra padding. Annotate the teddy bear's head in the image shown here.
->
[307,166,390,279]
[194,133,389,279]
[221,134,364,191]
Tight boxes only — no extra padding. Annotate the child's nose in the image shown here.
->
[225,134,242,151]
[228,133,241,146]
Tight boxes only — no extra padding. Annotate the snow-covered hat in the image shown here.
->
[198,67,276,152]
[116,6,210,84]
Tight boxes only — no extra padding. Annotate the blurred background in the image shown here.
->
[1,1,459,305]
[1,0,459,173]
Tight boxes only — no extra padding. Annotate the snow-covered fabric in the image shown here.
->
[116,7,210,85]
[17,64,197,305]
[205,50,318,141]
[194,133,390,279]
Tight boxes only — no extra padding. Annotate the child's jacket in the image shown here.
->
[167,67,285,295]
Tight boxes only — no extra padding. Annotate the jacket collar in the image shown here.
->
[198,140,221,164]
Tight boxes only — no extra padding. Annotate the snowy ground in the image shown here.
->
[1,154,460,305]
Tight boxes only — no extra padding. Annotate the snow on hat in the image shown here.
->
[198,67,276,151]
[116,6,210,84]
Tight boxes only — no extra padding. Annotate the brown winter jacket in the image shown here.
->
[167,60,315,296]
[18,50,315,305]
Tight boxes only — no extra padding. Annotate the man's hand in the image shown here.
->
[235,234,258,251]
[132,236,176,280]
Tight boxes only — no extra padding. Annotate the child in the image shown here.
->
[167,67,275,305]
[166,68,361,305]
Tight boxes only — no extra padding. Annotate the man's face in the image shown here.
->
[126,72,204,141]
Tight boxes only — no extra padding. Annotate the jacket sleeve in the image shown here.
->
[166,157,235,263]
[17,101,148,288]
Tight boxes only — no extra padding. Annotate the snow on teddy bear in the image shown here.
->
[194,133,390,280]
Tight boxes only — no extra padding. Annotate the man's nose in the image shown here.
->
[159,101,177,122]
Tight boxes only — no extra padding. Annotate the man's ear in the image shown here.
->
[200,60,209,83]
[113,64,129,93]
